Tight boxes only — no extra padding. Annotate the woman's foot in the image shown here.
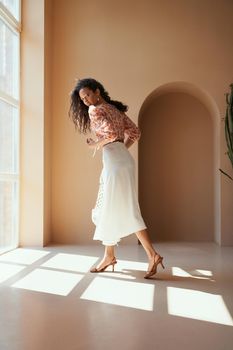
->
[144,253,165,279]
[90,256,117,273]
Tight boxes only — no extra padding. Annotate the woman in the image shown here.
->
[69,78,164,279]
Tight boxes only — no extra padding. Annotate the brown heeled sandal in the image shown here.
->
[90,257,117,273]
[144,255,165,279]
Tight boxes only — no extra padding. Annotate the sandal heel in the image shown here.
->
[90,258,117,273]
[144,255,165,279]
[160,258,165,269]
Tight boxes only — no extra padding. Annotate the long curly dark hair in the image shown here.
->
[69,78,128,133]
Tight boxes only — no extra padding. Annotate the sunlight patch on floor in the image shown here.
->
[172,267,191,277]
[195,269,213,276]
[94,272,136,280]
[115,259,148,272]
[92,259,148,279]
[172,267,214,280]
[80,276,154,311]
[167,286,233,326]
[41,253,99,273]
[0,263,25,283]
[0,249,50,265]
[12,268,83,296]
[84,259,148,280]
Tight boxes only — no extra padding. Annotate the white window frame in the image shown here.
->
[0,0,21,254]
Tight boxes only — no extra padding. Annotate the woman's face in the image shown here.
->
[79,87,100,107]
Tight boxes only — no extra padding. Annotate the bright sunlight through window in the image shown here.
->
[0,0,21,253]
[195,269,213,276]
[12,268,83,296]
[80,276,154,311]
[172,267,192,277]
[0,262,24,283]
[41,253,99,273]
[0,248,50,264]
[167,287,233,326]
[115,259,148,272]
[172,267,215,281]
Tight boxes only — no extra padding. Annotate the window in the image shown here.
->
[0,0,21,254]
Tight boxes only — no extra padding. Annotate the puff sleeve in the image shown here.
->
[89,105,117,142]
[123,113,141,142]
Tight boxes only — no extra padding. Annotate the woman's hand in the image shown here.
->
[87,137,111,149]
[124,137,134,149]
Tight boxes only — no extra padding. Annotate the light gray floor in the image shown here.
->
[0,242,233,350]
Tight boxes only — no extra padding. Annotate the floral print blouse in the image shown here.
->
[88,102,141,143]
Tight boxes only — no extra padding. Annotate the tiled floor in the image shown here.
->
[0,242,233,350]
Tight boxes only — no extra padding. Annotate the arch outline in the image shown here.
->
[138,81,221,244]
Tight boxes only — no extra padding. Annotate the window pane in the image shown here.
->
[0,0,20,21]
[0,180,18,251]
[0,18,19,99]
[0,100,19,174]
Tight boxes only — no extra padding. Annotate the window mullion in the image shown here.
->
[0,0,21,253]
[0,173,19,180]
[0,93,19,108]
[0,3,21,33]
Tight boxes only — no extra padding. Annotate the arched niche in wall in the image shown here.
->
[138,82,220,243]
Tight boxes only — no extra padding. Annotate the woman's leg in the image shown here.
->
[136,229,161,271]
[136,229,158,258]
[94,245,116,270]
[104,245,115,259]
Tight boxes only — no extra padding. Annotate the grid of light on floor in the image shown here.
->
[12,269,83,296]
[0,263,25,283]
[167,286,233,326]
[41,253,99,273]
[80,276,154,311]
[0,248,50,265]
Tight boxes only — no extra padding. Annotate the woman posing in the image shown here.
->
[69,78,164,279]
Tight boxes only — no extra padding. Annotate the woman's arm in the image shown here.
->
[123,113,141,148]
[88,106,117,150]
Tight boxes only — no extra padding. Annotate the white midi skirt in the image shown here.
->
[92,141,146,245]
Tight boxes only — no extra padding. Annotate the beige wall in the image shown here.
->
[139,92,214,242]
[51,0,233,245]
[20,0,233,246]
